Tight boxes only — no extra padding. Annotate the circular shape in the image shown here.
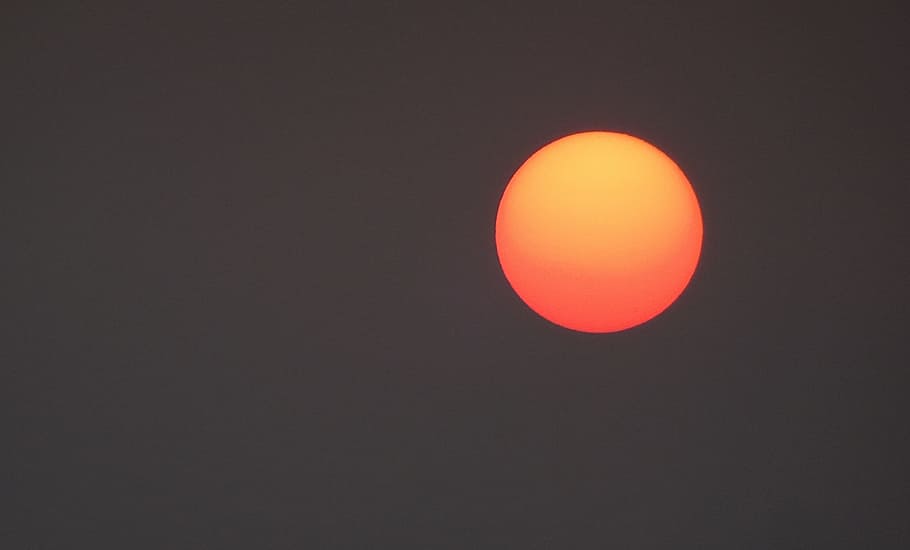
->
[495,131,703,333]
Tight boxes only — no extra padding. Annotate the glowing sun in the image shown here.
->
[495,131,703,333]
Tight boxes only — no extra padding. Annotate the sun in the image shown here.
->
[495,131,703,333]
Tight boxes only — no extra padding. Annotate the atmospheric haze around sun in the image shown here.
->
[495,131,703,333]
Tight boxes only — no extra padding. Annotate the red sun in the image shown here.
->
[495,131,703,333]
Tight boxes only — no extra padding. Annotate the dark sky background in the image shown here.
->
[5,2,909,548]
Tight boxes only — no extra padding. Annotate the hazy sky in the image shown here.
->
[5,2,909,547]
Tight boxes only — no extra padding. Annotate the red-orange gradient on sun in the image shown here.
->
[495,132,703,333]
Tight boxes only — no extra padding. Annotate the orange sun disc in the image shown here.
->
[495,131,703,333]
